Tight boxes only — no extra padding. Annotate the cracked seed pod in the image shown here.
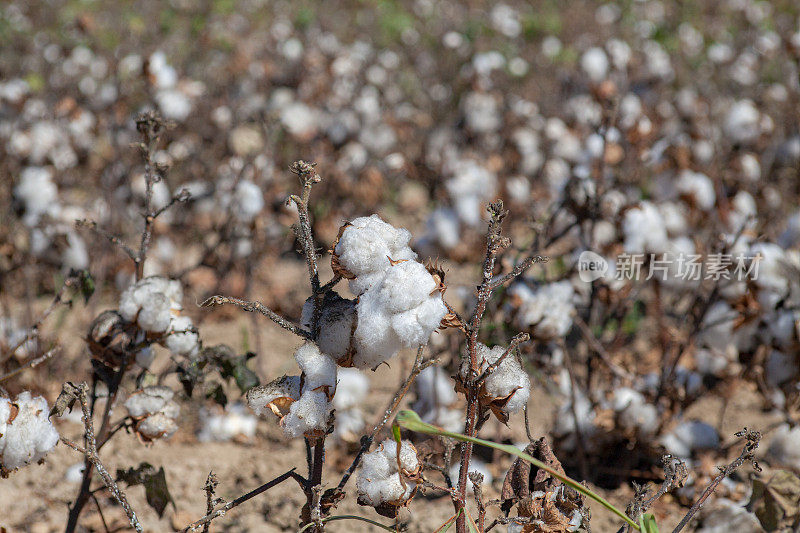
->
[0,392,59,472]
[300,292,357,366]
[501,438,586,532]
[356,439,422,518]
[458,343,530,423]
[86,310,143,368]
[124,386,180,442]
[246,375,302,419]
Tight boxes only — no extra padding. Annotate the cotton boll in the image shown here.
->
[246,375,302,418]
[356,439,419,508]
[425,208,461,250]
[750,243,789,296]
[136,412,179,440]
[478,344,531,414]
[14,167,59,226]
[581,47,609,82]
[148,51,177,89]
[280,102,318,140]
[125,386,177,418]
[197,403,257,442]
[65,462,86,483]
[696,499,762,533]
[509,281,575,340]
[352,289,403,369]
[766,424,800,470]
[414,366,457,413]
[764,350,798,387]
[155,89,192,121]
[373,261,437,315]
[163,315,199,356]
[62,232,89,270]
[623,202,669,253]
[334,215,416,293]
[118,276,183,334]
[301,294,357,361]
[462,92,501,134]
[333,368,369,411]
[332,408,366,443]
[281,390,331,438]
[0,392,59,470]
[613,388,658,436]
[445,161,497,227]
[295,342,337,397]
[661,421,719,458]
[677,170,715,210]
[233,180,264,222]
[724,100,760,144]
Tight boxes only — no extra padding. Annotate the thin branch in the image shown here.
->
[488,255,549,290]
[200,295,312,339]
[572,315,636,381]
[0,346,58,383]
[181,469,305,532]
[61,382,142,532]
[672,428,761,533]
[75,219,137,260]
[337,346,434,492]
[202,472,219,533]
[476,333,530,385]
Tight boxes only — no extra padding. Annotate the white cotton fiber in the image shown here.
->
[14,167,59,226]
[510,281,575,340]
[334,215,416,294]
[281,389,331,438]
[766,424,800,470]
[118,276,183,334]
[356,439,419,507]
[661,421,719,458]
[295,342,337,396]
[414,366,457,413]
[445,160,497,228]
[0,392,59,470]
[163,315,200,356]
[233,180,264,222]
[581,47,609,82]
[197,403,257,443]
[677,170,716,210]
[448,457,493,491]
[124,386,175,417]
[332,408,366,442]
[333,368,369,411]
[246,375,302,417]
[136,412,178,440]
[612,388,658,436]
[477,343,531,414]
[301,294,356,360]
[125,386,180,441]
[623,201,669,253]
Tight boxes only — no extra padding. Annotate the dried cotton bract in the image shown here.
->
[356,439,421,517]
[125,386,180,441]
[0,392,59,471]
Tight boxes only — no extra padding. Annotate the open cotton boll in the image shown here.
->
[65,462,86,483]
[156,89,192,121]
[581,47,609,82]
[374,261,437,314]
[612,388,658,436]
[766,424,800,470]
[352,291,403,369]
[478,343,531,414]
[414,366,457,412]
[136,412,179,440]
[462,91,501,134]
[332,408,366,443]
[661,421,719,458]
[425,208,461,250]
[301,294,356,361]
[677,170,716,210]
[197,403,257,443]
[164,315,199,356]
[295,342,337,397]
[118,276,183,334]
[125,386,176,418]
[509,281,575,340]
[281,390,331,439]
[724,99,761,144]
[232,180,264,222]
[445,160,497,228]
[14,166,59,226]
[749,243,789,296]
[696,499,762,533]
[246,375,302,417]
[623,201,669,253]
[125,386,181,440]
[0,393,59,471]
[333,215,416,293]
[356,439,419,507]
[333,368,369,411]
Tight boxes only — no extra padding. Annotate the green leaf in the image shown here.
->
[296,514,395,532]
[77,269,95,303]
[396,409,640,531]
[116,463,175,517]
[433,511,459,533]
[391,422,402,445]
[639,513,660,533]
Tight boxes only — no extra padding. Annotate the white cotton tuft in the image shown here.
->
[425,208,461,250]
[445,160,497,228]
[766,424,800,470]
[352,260,447,369]
[163,315,200,356]
[0,392,59,470]
[14,167,60,226]
[724,99,761,144]
[125,386,180,441]
[118,276,183,334]
[300,294,356,361]
[356,439,419,507]
[281,390,331,439]
[660,421,719,458]
[334,215,416,294]
[232,180,264,222]
[581,47,609,82]
[413,367,462,432]
[295,342,337,396]
[333,368,369,411]
[623,201,669,253]
[509,281,575,340]
[332,408,366,443]
[476,343,531,414]
[197,403,257,442]
[677,170,716,210]
[448,458,493,491]
[612,388,658,436]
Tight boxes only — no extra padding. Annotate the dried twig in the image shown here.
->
[672,428,761,533]
[200,295,312,339]
[59,382,142,533]
[0,346,58,383]
[202,472,219,533]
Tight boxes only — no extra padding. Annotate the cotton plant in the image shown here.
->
[508,281,575,341]
[458,343,531,423]
[125,386,181,441]
[0,392,60,472]
[355,439,421,517]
